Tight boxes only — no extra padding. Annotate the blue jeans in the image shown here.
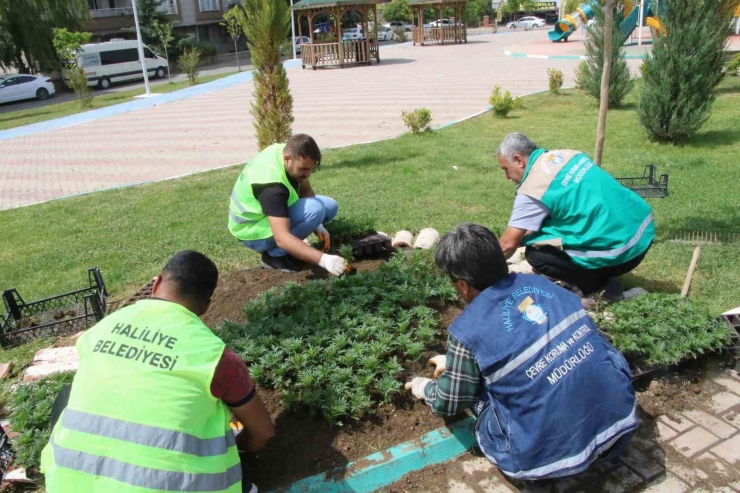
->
[241,196,338,257]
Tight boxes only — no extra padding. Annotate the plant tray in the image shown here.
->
[0,268,107,347]
[351,233,393,258]
[616,164,669,198]
[723,313,740,372]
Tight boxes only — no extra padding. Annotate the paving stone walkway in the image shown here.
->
[0,30,623,211]
[387,363,740,492]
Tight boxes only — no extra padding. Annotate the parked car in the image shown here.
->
[378,26,396,41]
[0,74,55,103]
[342,28,364,41]
[506,16,546,29]
[279,36,311,55]
[425,18,459,27]
[76,39,168,90]
[383,21,412,32]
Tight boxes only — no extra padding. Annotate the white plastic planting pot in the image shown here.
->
[392,230,414,248]
[413,228,440,250]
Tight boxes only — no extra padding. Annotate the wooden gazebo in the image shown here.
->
[292,0,386,70]
[409,0,468,46]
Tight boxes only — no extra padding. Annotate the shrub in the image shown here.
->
[238,0,294,150]
[9,372,75,472]
[599,293,731,368]
[324,214,376,243]
[394,28,408,43]
[67,66,93,109]
[489,85,515,117]
[575,2,633,107]
[548,68,564,94]
[727,53,740,75]
[402,108,432,134]
[638,0,738,143]
[219,251,457,425]
[728,53,740,76]
[178,47,201,86]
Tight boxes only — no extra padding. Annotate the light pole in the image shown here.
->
[131,0,152,96]
[291,0,297,60]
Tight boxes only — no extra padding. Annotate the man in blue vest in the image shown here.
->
[405,223,638,481]
[495,133,654,299]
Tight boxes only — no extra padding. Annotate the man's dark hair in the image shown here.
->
[434,223,509,292]
[286,134,321,165]
[162,251,219,305]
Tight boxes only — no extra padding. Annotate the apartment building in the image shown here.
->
[83,0,239,50]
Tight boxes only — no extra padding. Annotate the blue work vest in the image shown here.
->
[449,273,638,480]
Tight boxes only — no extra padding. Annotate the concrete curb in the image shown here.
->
[281,417,476,493]
[503,48,646,60]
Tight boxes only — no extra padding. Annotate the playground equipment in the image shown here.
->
[548,0,663,43]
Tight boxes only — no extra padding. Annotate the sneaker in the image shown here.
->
[602,278,625,302]
[260,252,300,273]
[243,483,258,493]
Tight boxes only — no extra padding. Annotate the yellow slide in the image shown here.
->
[645,16,664,36]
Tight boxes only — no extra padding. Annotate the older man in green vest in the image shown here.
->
[496,133,654,299]
[228,134,348,276]
[41,251,274,493]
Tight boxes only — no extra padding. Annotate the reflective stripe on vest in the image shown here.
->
[62,409,236,457]
[49,434,242,492]
[486,309,587,384]
[564,213,654,259]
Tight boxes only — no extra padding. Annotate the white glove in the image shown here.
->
[315,224,331,252]
[319,254,348,277]
[404,377,432,400]
[428,355,447,378]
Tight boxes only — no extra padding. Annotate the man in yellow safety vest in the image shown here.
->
[228,134,348,276]
[41,251,274,493]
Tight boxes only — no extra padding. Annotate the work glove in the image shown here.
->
[428,355,447,378]
[315,224,331,252]
[404,377,432,400]
[319,254,348,277]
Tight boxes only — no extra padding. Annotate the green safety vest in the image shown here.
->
[518,149,655,269]
[40,299,241,493]
[228,143,300,241]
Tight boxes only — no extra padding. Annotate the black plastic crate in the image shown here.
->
[616,164,669,198]
[723,313,740,372]
[0,268,107,347]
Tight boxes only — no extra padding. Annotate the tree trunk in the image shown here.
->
[166,52,171,83]
[594,0,615,166]
[235,38,240,71]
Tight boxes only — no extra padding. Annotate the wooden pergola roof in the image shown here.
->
[291,0,387,11]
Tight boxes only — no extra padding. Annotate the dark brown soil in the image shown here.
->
[199,258,464,491]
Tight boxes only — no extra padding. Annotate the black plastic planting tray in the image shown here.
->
[0,268,107,347]
[616,164,669,198]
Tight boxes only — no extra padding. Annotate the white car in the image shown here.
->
[507,16,546,29]
[0,74,55,103]
[342,28,364,41]
[425,19,459,28]
[378,26,396,41]
[279,36,311,55]
[384,21,412,32]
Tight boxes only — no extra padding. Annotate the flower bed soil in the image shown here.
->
[201,259,464,491]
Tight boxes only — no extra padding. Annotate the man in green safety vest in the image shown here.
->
[495,133,654,299]
[228,134,348,276]
[41,251,275,493]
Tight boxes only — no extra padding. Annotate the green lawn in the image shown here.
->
[0,71,239,131]
[1,78,739,316]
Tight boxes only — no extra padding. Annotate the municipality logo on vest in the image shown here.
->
[518,296,548,325]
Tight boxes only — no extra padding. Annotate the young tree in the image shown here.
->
[52,28,93,108]
[594,0,615,166]
[153,20,174,83]
[235,1,294,149]
[562,0,581,15]
[382,0,411,22]
[137,0,168,46]
[638,0,740,143]
[575,0,633,108]
[221,8,244,72]
[0,0,88,73]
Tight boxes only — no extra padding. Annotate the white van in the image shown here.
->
[77,40,169,89]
